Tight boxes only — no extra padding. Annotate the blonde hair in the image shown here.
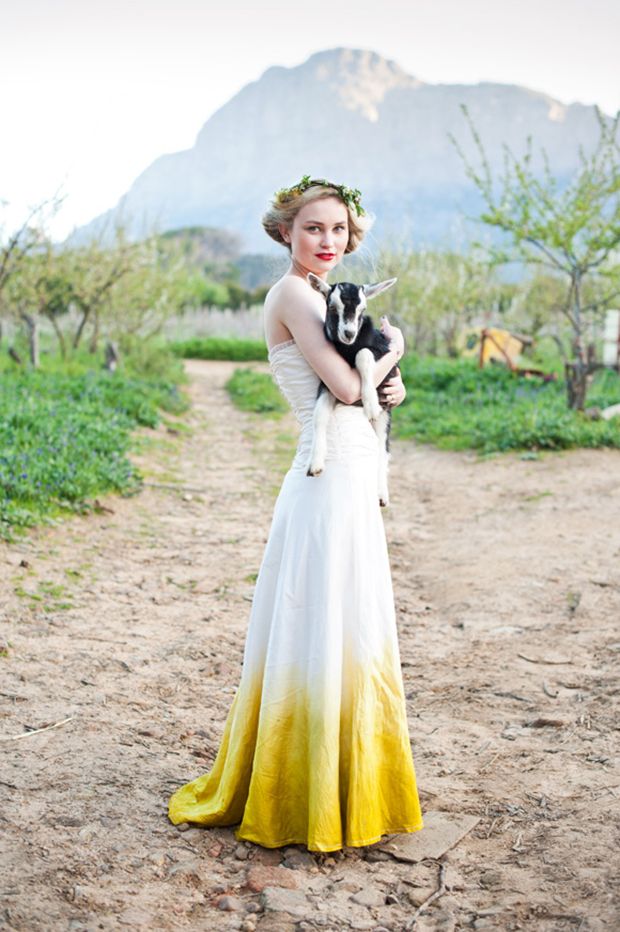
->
[261,183,374,254]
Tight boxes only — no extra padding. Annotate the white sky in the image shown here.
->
[2,0,618,240]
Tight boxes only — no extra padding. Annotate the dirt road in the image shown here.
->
[1,359,618,931]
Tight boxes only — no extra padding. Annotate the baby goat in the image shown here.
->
[306,272,398,507]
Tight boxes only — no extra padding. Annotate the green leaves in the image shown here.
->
[0,364,185,539]
[274,176,366,216]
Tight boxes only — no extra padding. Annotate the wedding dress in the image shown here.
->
[168,339,423,851]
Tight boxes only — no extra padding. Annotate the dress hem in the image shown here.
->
[233,818,424,853]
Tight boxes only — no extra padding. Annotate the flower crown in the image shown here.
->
[274,174,366,217]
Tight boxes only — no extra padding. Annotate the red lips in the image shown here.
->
[316,253,335,259]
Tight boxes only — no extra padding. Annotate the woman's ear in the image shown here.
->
[278,223,291,244]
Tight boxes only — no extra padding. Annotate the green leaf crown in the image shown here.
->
[274,174,366,217]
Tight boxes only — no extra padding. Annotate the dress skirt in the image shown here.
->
[168,342,423,851]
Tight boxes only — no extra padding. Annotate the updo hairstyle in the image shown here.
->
[261,182,374,255]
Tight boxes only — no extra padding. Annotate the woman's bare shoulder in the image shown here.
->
[263,277,317,345]
[265,276,325,327]
[266,275,315,308]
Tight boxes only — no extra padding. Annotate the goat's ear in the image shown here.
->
[307,273,331,298]
[363,278,398,300]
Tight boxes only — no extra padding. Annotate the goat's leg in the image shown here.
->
[373,409,391,507]
[355,348,381,421]
[307,389,336,476]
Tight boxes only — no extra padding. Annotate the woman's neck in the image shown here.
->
[287,255,328,282]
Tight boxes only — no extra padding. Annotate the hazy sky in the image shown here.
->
[2,0,618,238]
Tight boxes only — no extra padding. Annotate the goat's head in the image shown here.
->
[307,274,397,345]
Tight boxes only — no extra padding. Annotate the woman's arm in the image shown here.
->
[277,281,404,405]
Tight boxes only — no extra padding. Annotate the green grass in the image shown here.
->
[224,355,620,454]
[395,355,620,453]
[170,337,268,362]
[0,349,189,539]
[226,368,287,416]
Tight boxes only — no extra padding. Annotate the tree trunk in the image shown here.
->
[89,308,100,354]
[444,320,459,358]
[73,305,91,349]
[565,273,589,410]
[20,311,39,368]
[565,360,588,410]
[44,311,67,359]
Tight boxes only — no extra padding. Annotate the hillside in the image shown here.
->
[73,47,607,251]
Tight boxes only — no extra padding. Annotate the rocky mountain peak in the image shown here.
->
[270,46,423,122]
[72,47,606,251]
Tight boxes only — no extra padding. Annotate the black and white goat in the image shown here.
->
[306,272,399,507]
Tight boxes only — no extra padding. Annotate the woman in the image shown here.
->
[168,177,423,851]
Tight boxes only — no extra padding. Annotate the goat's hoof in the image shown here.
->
[307,466,323,477]
[379,495,390,508]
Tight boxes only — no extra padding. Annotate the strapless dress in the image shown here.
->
[168,339,423,851]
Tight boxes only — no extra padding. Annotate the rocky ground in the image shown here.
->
[1,359,619,932]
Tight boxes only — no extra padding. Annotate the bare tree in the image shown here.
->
[450,105,620,408]
[68,225,135,351]
[0,195,60,296]
[0,194,64,361]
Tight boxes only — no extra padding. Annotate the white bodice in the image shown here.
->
[268,340,379,469]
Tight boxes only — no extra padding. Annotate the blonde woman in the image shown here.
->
[168,177,423,852]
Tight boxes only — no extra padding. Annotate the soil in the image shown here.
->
[1,358,618,932]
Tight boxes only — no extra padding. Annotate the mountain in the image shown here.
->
[72,47,608,252]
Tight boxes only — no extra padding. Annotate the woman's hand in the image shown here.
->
[379,368,407,407]
[380,315,405,360]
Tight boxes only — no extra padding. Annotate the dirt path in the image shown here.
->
[1,359,618,932]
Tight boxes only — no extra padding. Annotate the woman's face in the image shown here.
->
[281,196,349,278]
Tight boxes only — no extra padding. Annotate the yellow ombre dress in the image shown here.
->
[168,339,423,851]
